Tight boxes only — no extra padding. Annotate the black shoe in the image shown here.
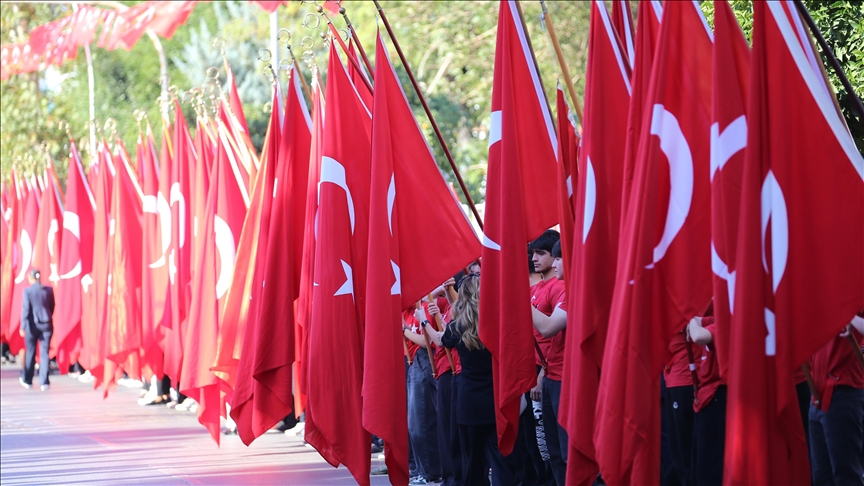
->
[371,443,383,454]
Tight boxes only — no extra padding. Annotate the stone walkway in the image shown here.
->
[0,365,388,485]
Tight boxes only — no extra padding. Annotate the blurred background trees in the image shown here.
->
[1,1,862,204]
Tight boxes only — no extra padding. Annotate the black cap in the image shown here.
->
[28,269,40,280]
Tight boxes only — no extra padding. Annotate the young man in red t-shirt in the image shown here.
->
[530,239,569,486]
[808,312,864,485]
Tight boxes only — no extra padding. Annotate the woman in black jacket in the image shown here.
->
[425,274,521,485]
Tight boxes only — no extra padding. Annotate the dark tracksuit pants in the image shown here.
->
[809,386,864,486]
[665,385,695,486]
[438,370,462,486]
[691,386,727,486]
[22,326,52,386]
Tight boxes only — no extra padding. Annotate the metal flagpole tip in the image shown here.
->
[206,66,220,81]
[279,58,293,73]
[302,13,320,30]
[257,48,272,63]
[103,118,117,136]
[277,28,292,44]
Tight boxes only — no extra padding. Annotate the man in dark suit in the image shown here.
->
[19,269,55,391]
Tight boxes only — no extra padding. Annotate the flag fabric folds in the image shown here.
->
[709,0,750,379]
[304,41,373,485]
[560,2,631,484]
[594,2,713,484]
[181,120,248,445]
[102,147,145,395]
[52,140,96,369]
[231,66,312,445]
[724,2,864,484]
[479,0,559,456]
[33,162,65,366]
[362,32,481,486]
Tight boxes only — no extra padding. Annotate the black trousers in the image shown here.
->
[692,386,727,486]
[660,375,678,486]
[22,327,52,386]
[665,385,695,486]
[459,423,520,486]
[809,386,864,486]
[542,378,568,486]
[438,370,462,486]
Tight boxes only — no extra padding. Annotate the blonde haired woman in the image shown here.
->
[426,274,520,485]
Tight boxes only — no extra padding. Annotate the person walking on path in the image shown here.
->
[19,269,55,391]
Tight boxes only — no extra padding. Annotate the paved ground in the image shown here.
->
[0,365,388,485]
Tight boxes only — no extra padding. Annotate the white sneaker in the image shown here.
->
[40,384,50,391]
[285,422,305,436]
[19,378,31,389]
[188,402,198,413]
[78,371,94,383]
[174,398,193,411]
[137,390,159,406]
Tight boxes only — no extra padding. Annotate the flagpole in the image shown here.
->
[333,3,375,76]
[801,363,821,406]
[72,3,98,161]
[270,11,280,93]
[276,29,314,106]
[793,0,864,127]
[538,0,584,123]
[426,293,456,372]
[372,0,485,230]
[415,302,439,379]
[305,3,375,89]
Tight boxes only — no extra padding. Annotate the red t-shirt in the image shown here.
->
[810,326,864,411]
[403,308,422,362]
[429,298,462,377]
[531,278,564,368]
[541,282,567,381]
[664,332,701,388]
[694,317,723,412]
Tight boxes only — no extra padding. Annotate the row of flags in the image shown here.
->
[1,13,480,486]
[0,1,197,80]
[2,1,862,485]
[479,1,862,486]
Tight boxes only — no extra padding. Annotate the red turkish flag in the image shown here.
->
[8,174,41,351]
[141,124,168,378]
[181,119,249,444]
[619,0,663,217]
[554,87,580,285]
[218,102,253,193]
[0,171,23,348]
[114,1,197,51]
[610,0,635,69]
[710,0,750,378]
[81,143,115,376]
[231,69,313,444]
[363,33,481,485]
[145,1,197,40]
[725,2,864,483]
[304,41,372,485]
[33,164,64,362]
[249,1,283,14]
[480,0,559,456]
[559,2,631,484]
[347,39,373,110]
[54,142,95,371]
[296,73,325,416]
[215,85,281,391]
[224,63,251,138]
[103,150,145,395]
[163,100,195,384]
[594,3,713,484]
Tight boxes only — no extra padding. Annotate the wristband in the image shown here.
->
[421,320,430,328]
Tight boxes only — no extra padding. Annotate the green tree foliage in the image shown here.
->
[2,1,861,201]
